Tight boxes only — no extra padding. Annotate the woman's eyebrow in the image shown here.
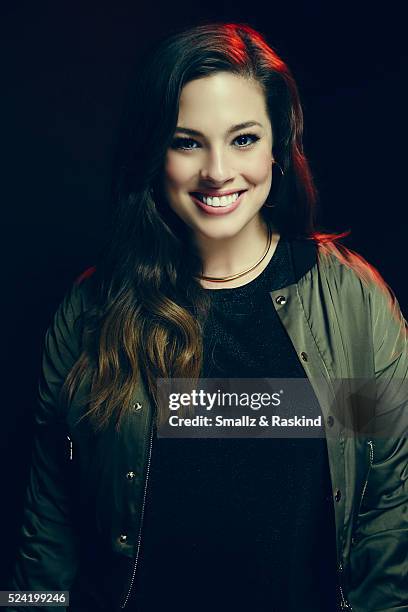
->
[174,121,263,137]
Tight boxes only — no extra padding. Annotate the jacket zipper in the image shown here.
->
[67,435,73,460]
[358,440,374,512]
[338,562,353,610]
[120,421,154,609]
[337,440,374,611]
[353,439,374,539]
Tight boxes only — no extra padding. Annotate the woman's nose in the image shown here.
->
[199,149,234,183]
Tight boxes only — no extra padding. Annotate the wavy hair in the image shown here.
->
[61,21,350,434]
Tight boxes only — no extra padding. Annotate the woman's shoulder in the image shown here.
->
[74,265,97,287]
[309,233,403,317]
[48,266,98,341]
[70,265,98,311]
[310,233,387,290]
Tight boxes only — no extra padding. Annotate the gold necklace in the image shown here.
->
[197,224,273,283]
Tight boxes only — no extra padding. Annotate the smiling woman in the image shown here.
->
[8,20,408,612]
[163,73,274,270]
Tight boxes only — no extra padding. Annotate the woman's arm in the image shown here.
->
[6,281,85,611]
[348,277,408,612]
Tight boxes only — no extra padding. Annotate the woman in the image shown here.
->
[8,22,408,612]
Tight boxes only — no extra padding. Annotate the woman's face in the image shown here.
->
[162,72,274,242]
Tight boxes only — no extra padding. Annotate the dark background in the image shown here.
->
[1,0,407,586]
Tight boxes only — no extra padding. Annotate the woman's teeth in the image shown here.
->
[196,192,241,207]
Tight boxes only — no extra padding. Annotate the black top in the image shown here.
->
[127,234,339,611]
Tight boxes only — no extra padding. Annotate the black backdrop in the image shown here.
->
[1,0,407,586]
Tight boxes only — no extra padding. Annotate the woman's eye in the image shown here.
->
[234,133,260,147]
[171,133,260,151]
[171,137,198,150]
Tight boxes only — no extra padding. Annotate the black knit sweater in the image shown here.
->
[128,234,339,611]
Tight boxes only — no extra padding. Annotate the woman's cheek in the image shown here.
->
[240,151,272,183]
[165,153,195,187]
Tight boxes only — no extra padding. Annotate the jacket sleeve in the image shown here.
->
[348,275,408,612]
[6,281,85,611]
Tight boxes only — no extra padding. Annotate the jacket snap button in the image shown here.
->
[334,488,342,502]
[126,471,136,480]
[327,415,334,427]
[275,295,287,305]
[300,351,308,362]
[132,402,142,412]
[119,534,127,543]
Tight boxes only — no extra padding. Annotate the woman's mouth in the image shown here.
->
[189,190,246,215]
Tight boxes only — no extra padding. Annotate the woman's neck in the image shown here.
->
[194,217,280,289]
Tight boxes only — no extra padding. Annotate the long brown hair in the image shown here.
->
[61,21,350,434]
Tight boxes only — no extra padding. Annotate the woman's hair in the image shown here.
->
[61,21,350,434]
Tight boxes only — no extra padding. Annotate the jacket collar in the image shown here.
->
[286,235,318,283]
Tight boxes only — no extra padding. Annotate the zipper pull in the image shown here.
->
[66,435,73,461]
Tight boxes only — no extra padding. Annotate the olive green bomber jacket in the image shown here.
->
[7,236,408,611]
